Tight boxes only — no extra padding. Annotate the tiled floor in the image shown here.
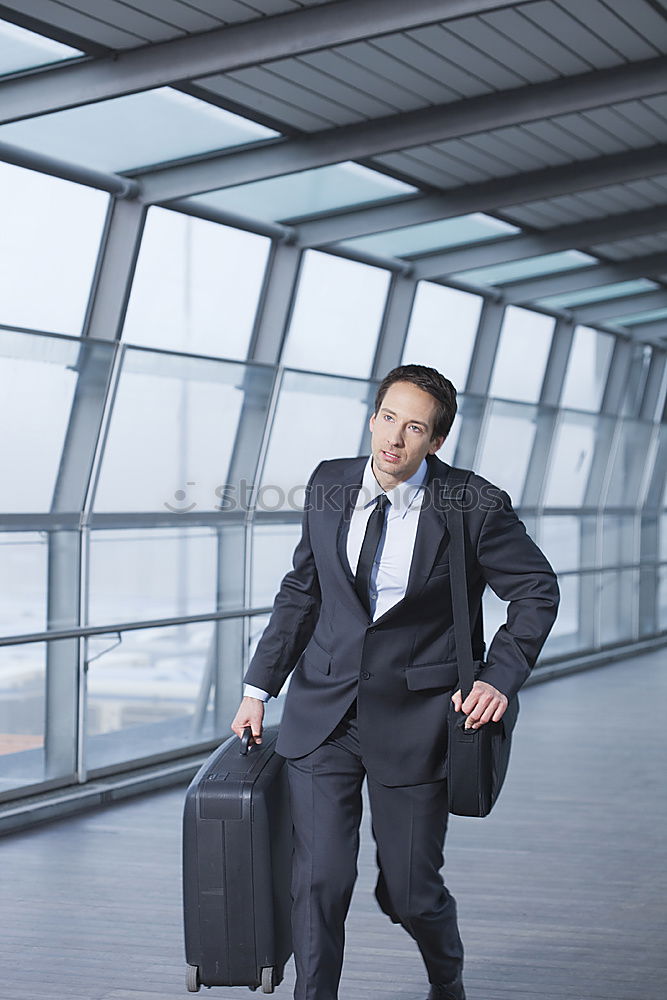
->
[1,649,665,1000]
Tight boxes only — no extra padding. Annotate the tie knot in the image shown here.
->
[375,493,390,512]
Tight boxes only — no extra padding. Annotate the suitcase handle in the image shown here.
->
[240,726,254,755]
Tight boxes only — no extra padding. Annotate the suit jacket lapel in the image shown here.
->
[334,456,367,586]
[372,454,450,625]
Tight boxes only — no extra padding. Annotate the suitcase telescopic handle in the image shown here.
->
[240,726,254,755]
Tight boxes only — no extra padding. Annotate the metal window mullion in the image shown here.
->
[523,319,575,507]
[249,241,303,366]
[640,349,667,422]
[45,339,119,782]
[452,299,504,468]
[83,196,147,343]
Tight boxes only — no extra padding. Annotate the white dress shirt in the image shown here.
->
[244,455,429,702]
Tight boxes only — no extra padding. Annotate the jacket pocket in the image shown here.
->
[303,635,332,675]
[405,661,458,691]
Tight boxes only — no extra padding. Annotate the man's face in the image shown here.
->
[369,381,445,486]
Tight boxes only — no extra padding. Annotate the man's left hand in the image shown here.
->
[451,680,508,730]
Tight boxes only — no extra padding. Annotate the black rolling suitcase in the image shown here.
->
[183,726,293,993]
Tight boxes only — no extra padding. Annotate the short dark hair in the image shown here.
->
[373,364,457,441]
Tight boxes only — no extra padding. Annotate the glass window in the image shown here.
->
[251,523,301,607]
[488,307,554,403]
[123,208,270,359]
[474,400,537,503]
[538,516,591,574]
[0,88,278,172]
[543,412,606,507]
[87,528,221,627]
[599,515,636,567]
[402,282,481,391]
[93,351,274,512]
[188,162,416,222]
[482,588,509,652]
[537,278,657,310]
[84,619,224,770]
[0,332,115,513]
[0,532,48,638]
[561,326,615,413]
[260,370,370,505]
[659,566,667,630]
[0,641,48,792]
[598,569,637,643]
[604,420,655,507]
[438,393,485,467]
[0,163,108,335]
[541,573,581,657]
[0,19,81,73]
[453,250,596,287]
[281,252,390,378]
[341,213,518,258]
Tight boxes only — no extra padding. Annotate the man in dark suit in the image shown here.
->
[232,364,559,1000]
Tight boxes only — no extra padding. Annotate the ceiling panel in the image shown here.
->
[518,1,634,67]
[0,87,278,171]
[299,47,435,112]
[371,151,471,190]
[200,73,330,131]
[0,1,147,49]
[592,234,667,259]
[503,178,667,229]
[0,0,335,51]
[362,95,667,200]
[186,162,417,223]
[557,0,659,59]
[0,17,82,74]
[369,32,494,100]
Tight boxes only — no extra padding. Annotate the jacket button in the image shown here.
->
[361,671,370,680]
[368,627,376,634]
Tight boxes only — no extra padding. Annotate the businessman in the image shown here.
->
[232,364,559,1000]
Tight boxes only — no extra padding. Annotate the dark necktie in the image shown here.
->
[354,493,390,615]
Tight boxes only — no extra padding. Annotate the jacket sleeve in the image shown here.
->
[474,486,559,699]
[243,462,323,697]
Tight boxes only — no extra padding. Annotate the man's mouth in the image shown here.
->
[382,450,401,462]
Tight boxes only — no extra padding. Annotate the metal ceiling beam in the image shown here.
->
[623,319,667,341]
[501,252,667,305]
[0,0,529,124]
[137,55,667,204]
[0,139,138,197]
[412,204,667,280]
[296,146,667,247]
[573,290,667,325]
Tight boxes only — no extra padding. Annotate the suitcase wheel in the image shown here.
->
[186,964,201,993]
[261,967,275,994]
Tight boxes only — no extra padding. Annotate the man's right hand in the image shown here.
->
[231,696,265,745]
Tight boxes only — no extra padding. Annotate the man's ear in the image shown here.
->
[369,412,376,432]
[429,435,445,454]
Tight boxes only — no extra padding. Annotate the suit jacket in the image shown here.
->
[244,452,559,786]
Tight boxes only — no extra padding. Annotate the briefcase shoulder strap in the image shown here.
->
[442,466,475,702]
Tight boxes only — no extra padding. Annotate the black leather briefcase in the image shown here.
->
[443,469,519,818]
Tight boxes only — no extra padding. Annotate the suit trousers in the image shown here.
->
[286,707,464,1000]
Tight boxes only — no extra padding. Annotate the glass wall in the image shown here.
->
[0,156,665,804]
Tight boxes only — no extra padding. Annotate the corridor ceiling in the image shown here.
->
[2,0,667,343]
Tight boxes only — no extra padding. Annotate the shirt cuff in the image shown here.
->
[243,683,271,702]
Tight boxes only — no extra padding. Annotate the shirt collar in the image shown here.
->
[354,455,429,519]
